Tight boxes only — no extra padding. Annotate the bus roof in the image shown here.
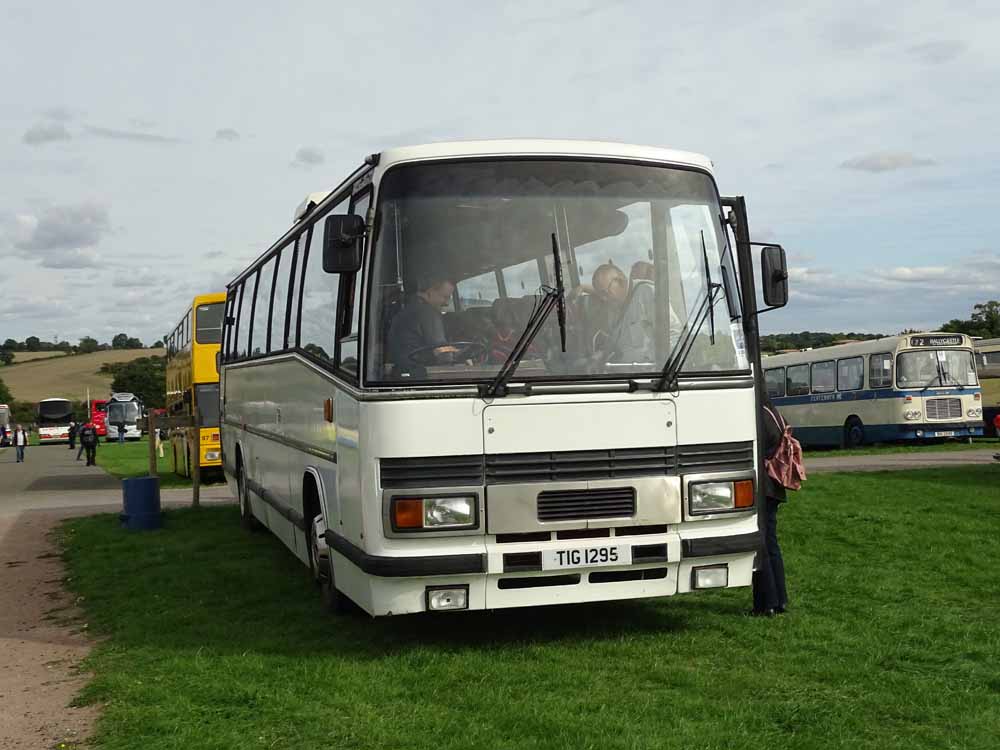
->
[975,337,1000,352]
[763,332,974,368]
[377,139,714,173]
[193,292,227,305]
[39,397,71,403]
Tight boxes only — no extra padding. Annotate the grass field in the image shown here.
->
[61,466,1000,750]
[0,348,164,402]
[93,437,223,489]
[803,436,997,458]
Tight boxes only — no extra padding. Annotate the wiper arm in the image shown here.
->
[655,238,723,392]
[702,231,716,346]
[481,233,566,398]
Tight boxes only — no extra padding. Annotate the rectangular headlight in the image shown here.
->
[391,496,477,531]
[689,480,754,515]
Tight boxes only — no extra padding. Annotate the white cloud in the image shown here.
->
[13,203,110,252]
[840,152,936,172]
[215,128,240,141]
[83,125,181,144]
[22,121,72,145]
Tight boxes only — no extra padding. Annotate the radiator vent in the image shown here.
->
[537,487,636,522]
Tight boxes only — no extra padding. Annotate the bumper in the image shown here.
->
[898,423,983,440]
[327,529,759,616]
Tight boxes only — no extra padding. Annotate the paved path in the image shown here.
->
[0,443,232,750]
[806,448,999,473]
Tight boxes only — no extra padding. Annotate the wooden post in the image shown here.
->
[191,412,201,508]
[148,411,158,478]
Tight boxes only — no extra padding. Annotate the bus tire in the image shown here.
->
[844,417,865,448]
[304,485,350,615]
[237,456,261,532]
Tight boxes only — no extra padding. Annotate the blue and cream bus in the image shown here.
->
[764,333,984,447]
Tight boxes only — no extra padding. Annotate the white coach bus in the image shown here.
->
[764,333,984,447]
[220,140,790,616]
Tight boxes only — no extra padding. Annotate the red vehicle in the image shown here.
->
[90,399,108,437]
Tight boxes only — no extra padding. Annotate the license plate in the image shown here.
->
[934,431,955,437]
[541,545,631,570]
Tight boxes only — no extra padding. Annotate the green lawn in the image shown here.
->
[803,436,998,458]
[60,467,1000,750]
[93,437,222,489]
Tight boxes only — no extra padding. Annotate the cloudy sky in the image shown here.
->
[2,0,998,344]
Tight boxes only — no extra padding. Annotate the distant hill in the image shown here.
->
[1,348,165,402]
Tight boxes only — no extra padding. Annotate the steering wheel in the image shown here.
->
[407,341,487,366]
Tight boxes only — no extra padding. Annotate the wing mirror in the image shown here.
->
[760,245,789,308]
[322,214,365,273]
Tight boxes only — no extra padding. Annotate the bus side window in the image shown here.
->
[234,278,252,359]
[786,364,809,396]
[869,353,892,388]
[765,367,785,398]
[837,356,864,391]
[271,237,298,352]
[300,194,349,364]
[250,257,276,357]
[811,361,835,393]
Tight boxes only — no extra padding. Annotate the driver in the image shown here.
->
[387,274,456,366]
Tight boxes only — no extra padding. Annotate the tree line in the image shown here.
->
[0,333,165,366]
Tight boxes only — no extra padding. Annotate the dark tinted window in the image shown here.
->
[837,356,864,391]
[196,303,225,344]
[786,364,809,396]
[234,280,252,359]
[270,240,296,352]
[195,383,220,428]
[765,368,785,398]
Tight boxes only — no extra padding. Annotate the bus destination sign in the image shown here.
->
[910,335,963,348]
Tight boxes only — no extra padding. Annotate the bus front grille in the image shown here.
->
[380,455,485,489]
[486,446,677,484]
[537,487,636,521]
[926,398,962,421]
[676,441,755,474]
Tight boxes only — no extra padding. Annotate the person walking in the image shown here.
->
[751,395,805,616]
[78,421,99,466]
[156,426,166,459]
[76,431,86,461]
[68,421,77,450]
[13,424,29,463]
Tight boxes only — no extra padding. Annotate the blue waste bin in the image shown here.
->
[120,476,162,530]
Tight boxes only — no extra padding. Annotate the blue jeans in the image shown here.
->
[118,430,126,444]
[15,446,25,462]
[752,498,788,612]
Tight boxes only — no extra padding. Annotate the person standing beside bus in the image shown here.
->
[115,419,126,444]
[67,421,77,451]
[13,424,29,463]
[78,421,99,466]
[751,396,804,616]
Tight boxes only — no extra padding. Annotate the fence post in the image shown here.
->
[148,412,158,478]
[191,412,201,508]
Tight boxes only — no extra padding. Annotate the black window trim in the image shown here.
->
[836,355,864,392]
[246,269,261,358]
[265,250,282,354]
[281,235,301,351]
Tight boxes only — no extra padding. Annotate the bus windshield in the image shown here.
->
[896,350,978,388]
[107,401,140,423]
[367,159,743,385]
[38,400,73,424]
[196,302,225,344]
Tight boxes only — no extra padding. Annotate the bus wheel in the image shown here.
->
[237,460,261,532]
[310,514,350,615]
[844,417,865,448]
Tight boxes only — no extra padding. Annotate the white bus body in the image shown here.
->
[220,140,785,617]
[764,333,983,447]
[105,392,143,441]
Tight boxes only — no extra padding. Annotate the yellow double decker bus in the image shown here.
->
[165,292,226,476]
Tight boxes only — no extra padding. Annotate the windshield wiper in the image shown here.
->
[481,232,567,397]
[655,233,722,392]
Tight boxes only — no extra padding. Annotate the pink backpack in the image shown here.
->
[764,405,806,491]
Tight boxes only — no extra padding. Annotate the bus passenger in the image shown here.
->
[387,275,455,366]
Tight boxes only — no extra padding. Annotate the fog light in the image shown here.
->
[916,430,924,437]
[692,565,728,589]
[967,408,982,418]
[425,586,469,611]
